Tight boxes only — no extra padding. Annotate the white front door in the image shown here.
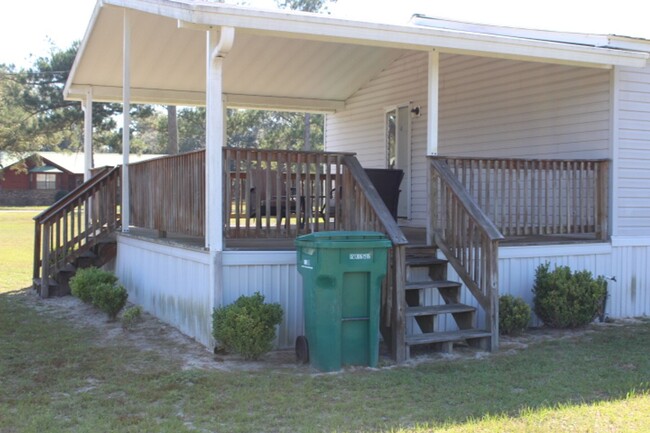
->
[386,105,410,218]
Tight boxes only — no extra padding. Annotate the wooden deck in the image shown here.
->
[120,225,603,252]
[400,226,601,247]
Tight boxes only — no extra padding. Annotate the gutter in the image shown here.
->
[101,0,649,67]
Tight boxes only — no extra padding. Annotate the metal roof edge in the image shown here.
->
[65,0,649,102]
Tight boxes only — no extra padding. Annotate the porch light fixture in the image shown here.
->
[410,106,421,117]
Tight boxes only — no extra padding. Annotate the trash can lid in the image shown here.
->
[295,231,392,249]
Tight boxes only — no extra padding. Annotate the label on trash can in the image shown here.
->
[349,251,372,261]
[301,258,313,270]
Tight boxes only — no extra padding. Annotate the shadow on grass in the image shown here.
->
[1,289,649,433]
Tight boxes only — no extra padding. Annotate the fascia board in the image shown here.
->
[97,0,650,67]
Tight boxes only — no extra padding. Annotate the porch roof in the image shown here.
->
[64,0,649,109]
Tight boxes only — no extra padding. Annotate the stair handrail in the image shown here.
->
[429,157,504,351]
[33,165,121,298]
[34,166,116,224]
[340,155,408,245]
[341,154,409,362]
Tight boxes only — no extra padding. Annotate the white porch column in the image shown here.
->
[206,27,234,331]
[426,50,440,246]
[609,66,620,238]
[122,10,132,232]
[82,87,93,181]
[427,50,440,156]
[205,27,234,251]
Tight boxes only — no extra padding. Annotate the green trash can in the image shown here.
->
[295,231,391,372]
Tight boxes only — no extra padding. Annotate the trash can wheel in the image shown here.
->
[295,336,309,364]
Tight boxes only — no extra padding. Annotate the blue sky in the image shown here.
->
[1,0,648,68]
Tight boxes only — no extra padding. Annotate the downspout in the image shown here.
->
[121,10,132,232]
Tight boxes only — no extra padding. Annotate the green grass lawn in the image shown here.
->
[1,209,649,432]
[0,208,40,292]
[1,291,649,433]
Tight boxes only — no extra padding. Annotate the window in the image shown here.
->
[36,173,56,190]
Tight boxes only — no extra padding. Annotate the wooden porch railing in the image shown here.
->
[33,165,121,297]
[429,158,504,351]
[224,148,351,239]
[224,148,409,357]
[441,157,609,240]
[129,149,205,237]
[125,147,410,359]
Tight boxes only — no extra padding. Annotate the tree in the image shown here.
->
[0,42,121,154]
[128,105,166,154]
[226,109,323,151]
[275,0,336,13]
[177,107,206,153]
[216,0,333,152]
[167,105,179,154]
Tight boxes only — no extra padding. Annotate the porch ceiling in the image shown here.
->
[64,4,408,110]
[65,0,649,110]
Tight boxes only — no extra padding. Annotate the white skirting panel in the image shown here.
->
[497,243,613,326]
[116,235,213,347]
[115,237,650,350]
[442,243,615,329]
[609,241,650,318]
[222,251,303,349]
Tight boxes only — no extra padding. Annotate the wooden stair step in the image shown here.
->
[33,277,58,287]
[405,280,461,290]
[78,250,98,259]
[405,246,437,254]
[406,303,475,317]
[406,329,491,346]
[92,232,117,244]
[59,263,77,273]
[405,256,447,267]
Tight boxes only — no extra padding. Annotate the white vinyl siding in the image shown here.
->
[326,51,429,225]
[438,54,611,159]
[326,52,611,227]
[615,64,650,235]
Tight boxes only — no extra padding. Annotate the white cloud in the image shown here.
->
[0,0,95,67]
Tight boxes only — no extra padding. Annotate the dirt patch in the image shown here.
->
[14,287,643,373]
[18,288,304,373]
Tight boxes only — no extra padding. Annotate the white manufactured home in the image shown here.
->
[34,0,650,362]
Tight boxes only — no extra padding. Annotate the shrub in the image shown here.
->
[70,267,118,303]
[532,262,607,328]
[92,282,128,321]
[499,295,531,335]
[122,306,143,330]
[212,292,283,360]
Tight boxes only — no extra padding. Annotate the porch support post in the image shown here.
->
[427,50,439,156]
[206,26,234,251]
[206,27,234,348]
[82,87,93,181]
[426,50,440,246]
[121,10,132,232]
[609,66,620,238]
